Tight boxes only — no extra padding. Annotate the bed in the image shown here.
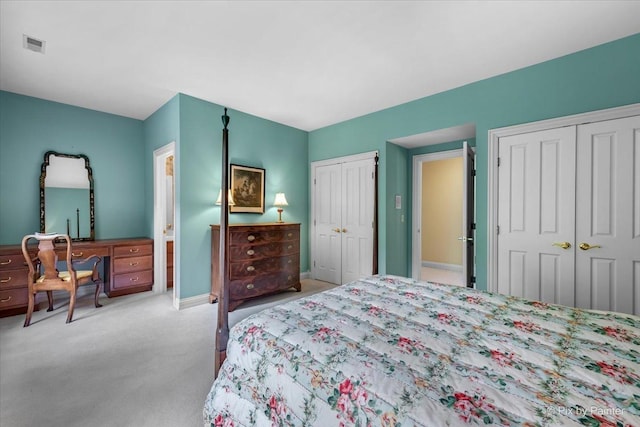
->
[205,274,640,426]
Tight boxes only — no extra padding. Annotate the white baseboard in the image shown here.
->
[421,261,463,272]
[300,271,311,280]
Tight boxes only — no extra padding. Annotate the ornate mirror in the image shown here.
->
[40,151,95,241]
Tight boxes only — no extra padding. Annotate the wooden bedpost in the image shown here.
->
[215,108,231,378]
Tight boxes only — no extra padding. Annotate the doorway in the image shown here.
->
[411,142,475,287]
[153,142,176,308]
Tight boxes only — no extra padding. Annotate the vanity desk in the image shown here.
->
[0,237,153,317]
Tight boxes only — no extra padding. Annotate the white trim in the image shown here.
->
[300,271,311,280]
[310,150,378,280]
[487,103,640,292]
[421,261,463,272]
[411,149,462,279]
[176,293,209,310]
[153,142,177,308]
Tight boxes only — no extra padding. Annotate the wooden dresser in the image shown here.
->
[210,223,301,311]
[0,237,153,316]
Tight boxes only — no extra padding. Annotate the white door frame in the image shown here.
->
[153,141,177,308]
[310,150,378,281]
[411,149,463,279]
[487,103,640,292]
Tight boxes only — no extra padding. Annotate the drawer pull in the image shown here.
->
[130,277,139,282]
[287,245,293,250]
[0,276,11,283]
[288,275,292,281]
[129,248,140,253]
[288,259,292,264]
[71,252,84,257]
[247,235,256,242]
[246,266,255,272]
[246,283,254,290]
[0,296,12,303]
[247,249,255,256]
[0,259,12,265]
[129,262,139,267]
[287,233,293,237]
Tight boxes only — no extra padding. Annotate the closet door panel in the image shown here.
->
[497,127,576,305]
[341,159,374,284]
[314,163,342,284]
[576,115,640,315]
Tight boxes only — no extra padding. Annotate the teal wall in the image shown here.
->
[174,95,309,299]
[0,91,145,244]
[1,91,309,301]
[309,33,640,290]
[3,33,639,297]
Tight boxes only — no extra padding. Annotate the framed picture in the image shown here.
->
[230,164,265,213]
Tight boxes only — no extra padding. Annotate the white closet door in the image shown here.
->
[340,158,374,284]
[575,115,640,315]
[497,126,577,305]
[314,163,342,284]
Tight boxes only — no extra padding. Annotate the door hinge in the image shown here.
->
[314,178,316,185]
[471,222,476,230]
[471,276,476,284]
[313,260,316,267]
[472,169,476,177]
[314,219,316,226]
[497,225,500,235]
[497,157,501,167]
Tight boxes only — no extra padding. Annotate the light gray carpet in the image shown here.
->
[0,279,336,427]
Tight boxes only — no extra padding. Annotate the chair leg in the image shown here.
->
[23,291,35,327]
[94,279,103,308]
[66,290,77,324]
[46,291,54,312]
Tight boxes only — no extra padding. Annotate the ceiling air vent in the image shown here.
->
[23,35,46,54]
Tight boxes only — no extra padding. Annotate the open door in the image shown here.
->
[462,141,475,287]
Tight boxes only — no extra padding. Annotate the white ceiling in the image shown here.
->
[1,1,639,132]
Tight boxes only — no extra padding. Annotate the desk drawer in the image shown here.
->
[0,254,26,271]
[0,288,28,309]
[112,270,153,291]
[0,269,29,290]
[114,244,152,258]
[113,256,153,274]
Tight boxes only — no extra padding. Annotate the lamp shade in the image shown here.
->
[215,189,235,206]
[273,193,288,207]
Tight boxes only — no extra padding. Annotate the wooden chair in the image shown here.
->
[22,233,103,327]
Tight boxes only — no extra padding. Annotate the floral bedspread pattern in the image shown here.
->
[204,275,640,426]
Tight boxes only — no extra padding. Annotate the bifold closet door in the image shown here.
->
[313,157,375,285]
[497,126,577,306]
[575,115,640,315]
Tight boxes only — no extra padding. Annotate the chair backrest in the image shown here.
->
[21,233,76,285]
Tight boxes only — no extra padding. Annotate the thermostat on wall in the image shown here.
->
[395,195,401,210]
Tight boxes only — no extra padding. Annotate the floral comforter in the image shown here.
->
[204,275,640,426]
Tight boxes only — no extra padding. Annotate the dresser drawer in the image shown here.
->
[229,254,298,279]
[0,269,29,290]
[0,288,28,309]
[230,228,299,245]
[114,244,152,258]
[229,272,299,300]
[112,270,153,291]
[0,254,27,271]
[113,255,152,274]
[229,241,299,261]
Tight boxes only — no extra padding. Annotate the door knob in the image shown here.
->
[332,228,341,233]
[579,243,601,250]
[552,241,571,250]
[341,228,347,233]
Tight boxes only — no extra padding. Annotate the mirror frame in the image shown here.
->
[40,151,95,241]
